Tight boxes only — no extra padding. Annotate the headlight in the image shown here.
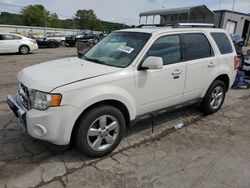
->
[32,91,62,110]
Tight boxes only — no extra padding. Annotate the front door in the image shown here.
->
[135,34,186,115]
[1,34,21,52]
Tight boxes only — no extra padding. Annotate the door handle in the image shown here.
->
[208,62,215,68]
[172,69,182,76]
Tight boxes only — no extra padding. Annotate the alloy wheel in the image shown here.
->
[87,115,119,151]
[210,85,224,110]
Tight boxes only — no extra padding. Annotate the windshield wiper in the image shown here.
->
[83,56,106,65]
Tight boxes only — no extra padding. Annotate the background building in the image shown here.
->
[214,10,250,44]
[139,5,250,45]
[139,5,214,25]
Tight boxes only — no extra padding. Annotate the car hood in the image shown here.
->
[18,57,121,92]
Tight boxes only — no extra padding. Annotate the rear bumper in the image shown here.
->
[29,43,39,51]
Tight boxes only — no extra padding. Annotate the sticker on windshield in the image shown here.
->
[117,45,134,54]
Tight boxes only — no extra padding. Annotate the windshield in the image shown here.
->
[83,32,151,68]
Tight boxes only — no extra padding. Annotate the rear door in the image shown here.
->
[182,32,219,102]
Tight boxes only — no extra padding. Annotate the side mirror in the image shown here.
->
[140,56,163,70]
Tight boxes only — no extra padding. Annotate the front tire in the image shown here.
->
[201,80,226,115]
[75,105,125,158]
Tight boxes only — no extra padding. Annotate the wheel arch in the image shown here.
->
[70,99,131,144]
[214,74,230,91]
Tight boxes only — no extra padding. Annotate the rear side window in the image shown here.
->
[211,32,233,54]
[183,33,213,61]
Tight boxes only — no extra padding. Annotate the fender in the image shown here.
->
[200,72,231,98]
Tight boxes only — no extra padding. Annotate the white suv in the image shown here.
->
[7,25,238,157]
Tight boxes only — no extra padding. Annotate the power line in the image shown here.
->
[0,2,72,19]
[0,2,23,8]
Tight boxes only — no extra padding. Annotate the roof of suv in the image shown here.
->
[118,27,227,35]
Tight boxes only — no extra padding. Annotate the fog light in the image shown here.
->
[33,124,47,137]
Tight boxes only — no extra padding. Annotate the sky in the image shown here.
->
[0,0,249,25]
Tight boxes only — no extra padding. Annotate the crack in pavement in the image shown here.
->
[32,115,204,188]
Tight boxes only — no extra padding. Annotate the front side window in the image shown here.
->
[183,33,213,61]
[147,35,182,65]
[83,32,151,68]
[211,32,233,54]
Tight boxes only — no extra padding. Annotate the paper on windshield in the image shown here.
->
[117,45,134,54]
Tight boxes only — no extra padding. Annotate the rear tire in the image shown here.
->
[19,45,29,55]
[75,105,125,158]
[60,40,66,46]
[201,80,226,115]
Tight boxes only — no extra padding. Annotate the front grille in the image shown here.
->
[18,83,30,109]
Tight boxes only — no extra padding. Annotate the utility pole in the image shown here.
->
[227,0,236,32]
[231,0,236,13]
[44,11,47,35]
[219,0,222,9]
[72,16,75,34]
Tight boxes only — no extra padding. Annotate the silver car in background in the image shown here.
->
[46,32,66,46]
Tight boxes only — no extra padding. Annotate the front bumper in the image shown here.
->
[6,95,27,130]
[6,94,82,145]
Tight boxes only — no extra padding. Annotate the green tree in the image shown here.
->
[20,5,46,26]
[47,12,62,28]
[20,4,61,28]
[75,9,100,30]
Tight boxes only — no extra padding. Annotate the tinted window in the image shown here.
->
[147,35,182,65]
[211,32,233,54]
[183,33,213,61]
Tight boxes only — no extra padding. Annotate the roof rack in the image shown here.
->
[173,23,215,28]
[137,23,215,28]
[137,24,172,28]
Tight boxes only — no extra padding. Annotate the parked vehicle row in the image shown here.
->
[66,29,103,47]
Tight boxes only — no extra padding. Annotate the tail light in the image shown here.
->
[234,56,239,70]
[30,39,37,44]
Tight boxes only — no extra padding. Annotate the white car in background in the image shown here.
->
[0,33,38,55]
